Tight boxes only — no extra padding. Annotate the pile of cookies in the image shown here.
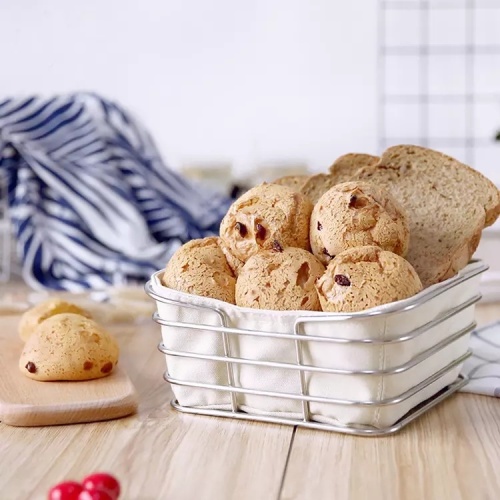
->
[18,298,119,381]
[161,145,500,313]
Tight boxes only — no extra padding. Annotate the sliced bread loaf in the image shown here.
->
[299,154,379,204]
[300,174,340,204]
[272,174,309,192]
[356,145,500,287]
[329,153,379,176]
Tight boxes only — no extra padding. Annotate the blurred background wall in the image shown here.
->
[0,0,378,180]
[0,0,498,183]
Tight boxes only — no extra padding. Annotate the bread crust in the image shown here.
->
[356,145,499,286]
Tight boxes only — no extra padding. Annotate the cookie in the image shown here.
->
[236,246,325,311]
[19,313,120,381]
[316,246,422,313]
[162,237,236,303]
[310,181,410,266]
[18,298,92,342]
[220,183,312,267]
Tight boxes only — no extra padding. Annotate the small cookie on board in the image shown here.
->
[18,298,92,342]
[19,313,120,381]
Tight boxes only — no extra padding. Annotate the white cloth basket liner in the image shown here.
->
[150,261,485,429]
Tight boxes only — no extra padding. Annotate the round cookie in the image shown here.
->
[162,237,236,303]
[310,181,410,266]
[220,183,313,268]
[236,246,325,311]
[18,298,92,342]
[316,246,422,313]
[19,313,119,381]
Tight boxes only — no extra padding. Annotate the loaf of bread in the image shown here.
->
[300,174,340,204]
[329,153,379,176]
[298,153,379,204]
[272,175,309,192]
[356,145,500,287]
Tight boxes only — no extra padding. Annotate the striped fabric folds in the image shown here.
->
[462,321,500,398]
[0,93,232,290]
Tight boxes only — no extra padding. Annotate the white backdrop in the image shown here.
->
[1,1,499,185]
[0,0,378,179]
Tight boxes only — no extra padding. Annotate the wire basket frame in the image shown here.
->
[146,261,487,436]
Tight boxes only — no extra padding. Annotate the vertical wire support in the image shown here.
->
[220,317,238,413]
[294,322,310,422]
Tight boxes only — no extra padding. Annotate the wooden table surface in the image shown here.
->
[1,302,500,500]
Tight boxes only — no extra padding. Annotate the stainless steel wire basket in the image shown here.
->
[145,260,488,436]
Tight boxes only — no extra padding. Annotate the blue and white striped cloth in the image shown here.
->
[0,93,232,290]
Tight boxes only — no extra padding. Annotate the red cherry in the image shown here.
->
[82,473,120,499]
[48,481,83,500]
[78,491,113,500]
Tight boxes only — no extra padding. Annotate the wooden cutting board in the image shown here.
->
[0,335,138,427]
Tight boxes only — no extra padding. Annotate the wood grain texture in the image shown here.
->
[0,296,498,499]
[0,312,293,500]
[0,318,138,427]
[282,394,500,500]
[281,303,500,500]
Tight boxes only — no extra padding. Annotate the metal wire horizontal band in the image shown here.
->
[152,294,480,345]
[158,321,475,376]
[294,262,487,322]
[145,260,487,322]
[170,374,468,437]
[164,351,470,407]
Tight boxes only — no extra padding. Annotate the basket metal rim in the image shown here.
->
[151,294,480,345]
[146,259,488,320]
